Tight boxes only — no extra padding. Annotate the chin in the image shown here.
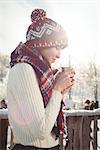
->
[49,61,55,64]
[48,59,55,65]
[48,60,52,64]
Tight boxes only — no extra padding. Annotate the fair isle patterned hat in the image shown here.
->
[26,9,68,49]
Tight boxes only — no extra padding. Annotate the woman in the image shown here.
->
[7,9,75,150]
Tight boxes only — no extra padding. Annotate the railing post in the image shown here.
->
[0,119,9,150]
[81,116,92,150]
[66,115,94,150]
[93,117,98,150]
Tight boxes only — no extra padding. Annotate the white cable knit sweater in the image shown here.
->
[7,63,62,148]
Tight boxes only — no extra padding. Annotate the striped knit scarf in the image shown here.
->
[10,42,64,139]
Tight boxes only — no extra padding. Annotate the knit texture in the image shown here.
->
[7,63,62,147]
[26,9,68,50]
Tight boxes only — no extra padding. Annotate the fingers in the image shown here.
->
[62,70,75,82]
[64,69,75,76]
[61,79,75,96]
[61,87,70,95]
[54,67,75,93]
[62,67,75,74]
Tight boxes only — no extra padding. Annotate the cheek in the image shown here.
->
[47,52,54,58]
[43,48,58,59]
[49,51,57,57]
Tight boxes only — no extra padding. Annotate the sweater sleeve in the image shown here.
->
[8,63,62,139]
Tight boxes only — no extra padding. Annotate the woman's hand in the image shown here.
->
[53,68,75,94]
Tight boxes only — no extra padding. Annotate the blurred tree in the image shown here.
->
[0,53,10,101]
[0,53,10,82]
[86,61,100,104]
[80,61,100,103]
[70,60,100,105]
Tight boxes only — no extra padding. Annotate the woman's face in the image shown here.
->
[39,47,61,65]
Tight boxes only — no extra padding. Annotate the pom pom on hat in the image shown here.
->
[31,9,46,23]
[26,8,68,50]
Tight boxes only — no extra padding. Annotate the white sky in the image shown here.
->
[0,0,100,66]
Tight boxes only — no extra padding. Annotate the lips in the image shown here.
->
[50,58,56,64]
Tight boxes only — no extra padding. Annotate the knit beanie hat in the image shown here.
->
[26,9,68,50]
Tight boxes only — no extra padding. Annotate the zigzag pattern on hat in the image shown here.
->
[26,23,61,41]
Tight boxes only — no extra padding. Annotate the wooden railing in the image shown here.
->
[0,109,8,150]
[63,109,100,150]
[0,109,100,150]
